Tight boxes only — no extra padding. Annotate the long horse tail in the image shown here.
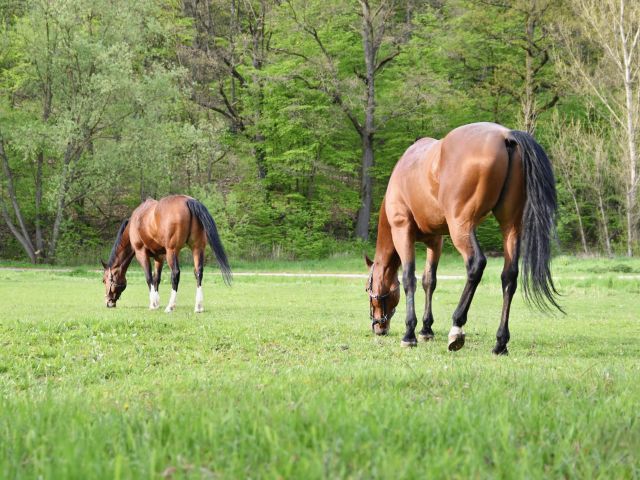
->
[186,198,232,286]
[507,130,563,313]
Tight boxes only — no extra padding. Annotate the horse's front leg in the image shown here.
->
[165,249,180,313]
[134,249,155,310]
[391,225,418,348]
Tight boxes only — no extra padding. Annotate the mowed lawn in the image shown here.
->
[0,256,639,479]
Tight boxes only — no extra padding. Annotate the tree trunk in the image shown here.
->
[254,134,267,179]
[1,203,36,263]
[356,132,374,240]
[355,0,378,241]
[597,193,613,257]
[48,142,79,260]
[625,192,635,256]
[569,188,589,254]
[522,14,536,134]
[34,152,45,260]
[230,0,237,104]
[0,135,37,262]
[35,9,54,263]
[623,49,638,256]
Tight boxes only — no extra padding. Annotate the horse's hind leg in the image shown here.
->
[493,225,520,355]
[419,236,443,341]
[150,257,163,310]
[193,248,205,313]
[448,227,487,351]
[165,249,180,313]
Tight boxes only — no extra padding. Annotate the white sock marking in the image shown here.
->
[194,286,204,313]
[149,286,160,309]
[449,326,464,337]
[165,289,177,313]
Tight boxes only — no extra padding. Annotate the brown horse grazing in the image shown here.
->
[365,122,562,354]
[102,195,231,312]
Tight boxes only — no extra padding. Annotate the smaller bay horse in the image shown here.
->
[366,122,562,354]
[102,195,231,312]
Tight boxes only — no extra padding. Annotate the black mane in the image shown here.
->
[107,219,130,268]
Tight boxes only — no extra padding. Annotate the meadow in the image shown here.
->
[0,256,639,479]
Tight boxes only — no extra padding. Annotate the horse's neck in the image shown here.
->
[112,226,134,274]
[374,197,400,279]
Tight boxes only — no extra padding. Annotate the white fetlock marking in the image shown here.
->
[149,286,160,310]
[449,326,464,338]
[194,286,204,313]
[165,289,177,313]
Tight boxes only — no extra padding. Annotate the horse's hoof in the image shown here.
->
[492,346,509,356]
[165,306,175,313]
[447,327,465,351]
[401,338,417,348]
[194,306,204,313]
[418,333,434,342]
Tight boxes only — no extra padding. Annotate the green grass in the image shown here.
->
[0,256,639,479]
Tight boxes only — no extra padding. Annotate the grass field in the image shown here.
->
[0,256,639,479]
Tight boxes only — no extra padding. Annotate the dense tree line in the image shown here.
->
[0,0,638,263]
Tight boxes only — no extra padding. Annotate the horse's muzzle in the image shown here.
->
[372,320,390,336]
[106,300,117,308]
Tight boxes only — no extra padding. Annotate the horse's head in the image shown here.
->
[101,260,127,307]
[365,255,400,335]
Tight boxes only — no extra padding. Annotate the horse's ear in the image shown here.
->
[101,259,107,269]
[364,253,373,268]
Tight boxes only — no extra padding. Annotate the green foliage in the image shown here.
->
[0,0,636,263]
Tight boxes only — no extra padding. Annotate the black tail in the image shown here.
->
[186,199,232,286]
[507,130,563,313]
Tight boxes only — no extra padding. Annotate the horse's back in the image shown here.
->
[129,198,158,235]
[386,122,517,236]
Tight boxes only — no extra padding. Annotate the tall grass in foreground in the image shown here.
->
[0,258,639,478]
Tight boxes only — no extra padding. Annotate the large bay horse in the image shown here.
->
[365,122,562,354]
[102,195,231,312]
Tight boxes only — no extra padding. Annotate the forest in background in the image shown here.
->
[0,0,638,264]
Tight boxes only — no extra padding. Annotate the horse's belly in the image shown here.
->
[413,210,448,236]
[140,237,166,257]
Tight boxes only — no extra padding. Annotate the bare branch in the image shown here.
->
[375,50,400,74]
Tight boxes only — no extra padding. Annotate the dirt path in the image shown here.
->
[1,267,639,280]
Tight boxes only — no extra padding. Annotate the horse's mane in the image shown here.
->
[107,219,130,267]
